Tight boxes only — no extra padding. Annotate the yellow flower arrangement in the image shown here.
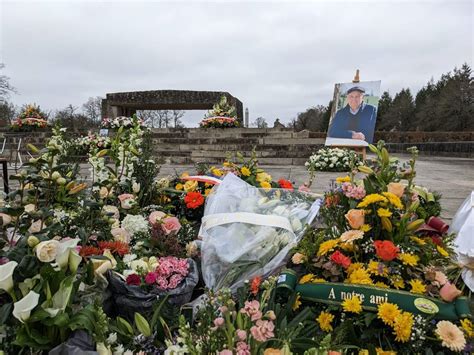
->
[377,302,401,326]
[398,253,419,267]
[240,166,251,176]
[184,180,198,192]
[346,268,373,285]
[377,208,392,218]
[211,168,223,177]
[256,172,272,183]
[393,312,414,342]
[390,276,405,290]
[317,239,339,256]
[357,194,388,208]
[346,262,364,275]
[175,183,184,190]
[382,192,404,209]
[437,245,449,257]
[374,281,390,289]
[342,296,363,314]
[299,274,315,284]
[409,280,426,294]
[260,181,272,190]
[316,311,334,332]
[336,175,351,183]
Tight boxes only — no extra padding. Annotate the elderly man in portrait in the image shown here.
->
[327,86,377,143]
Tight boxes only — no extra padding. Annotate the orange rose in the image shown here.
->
[387,182,405,198]
[345,209,365,229]
[374,240,399,261]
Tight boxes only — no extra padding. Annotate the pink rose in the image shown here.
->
[161,217,181,235]
[240,300,262,321]
[118,194,135,209]
[149,211,166,227]
[439,282,462,302]
[387,182,405,198]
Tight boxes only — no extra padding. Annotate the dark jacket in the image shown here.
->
[327,103,377,143]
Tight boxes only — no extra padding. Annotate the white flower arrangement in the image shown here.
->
[121,214,149,236]
[305,147,361,172]
[101,116,143,129]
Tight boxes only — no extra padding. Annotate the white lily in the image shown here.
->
[0,261,18,293]
[13,290,40,323]
[55,238,80,270]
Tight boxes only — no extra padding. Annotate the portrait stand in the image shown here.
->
[329,69,367,160]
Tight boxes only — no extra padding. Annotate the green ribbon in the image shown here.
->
[277,270,471,320]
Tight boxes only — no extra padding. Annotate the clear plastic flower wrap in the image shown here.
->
[200,173,321,291]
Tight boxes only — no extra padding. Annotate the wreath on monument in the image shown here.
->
[10,103,48,131]
[200,95,239,128]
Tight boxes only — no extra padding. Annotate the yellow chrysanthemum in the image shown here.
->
[368,261,388,277]
[357,194,388,208]
[342,296,363,314]
[410,236,426,246]
[437,245,449,257]
[374,282,390,289]
[180,172,189,178]
[398,253,419,267]
[360,224,372,232]
[317,239,339,256]
[204,188,212,196]
[460,318,474,338]
[316,311,334,332]
[376,349,397,355]
[393,312,414,342]
[346,262,364,275]
[382,192,404,209]
[292,294,302,311]
[336,175,351,183]
[240,166,251,177]
[299,274,315,284]
[377,208,393,218]
[212,168,223,177]
[340,242,355,252]
[311,278,327,283]
[346,268,373,285]
[391,276,405,290]
[175,183,184,190]
[223,161,232,167]
[377,302,401,326]
[409,279,426,294]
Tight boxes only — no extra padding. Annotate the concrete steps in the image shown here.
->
[151,128,324,165]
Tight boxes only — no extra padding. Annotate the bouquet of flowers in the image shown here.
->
[101,115,144,129]
[287,142,472,353]
[305,147,361,172]
[10,103,48,131]
[200,173,321,291]
[72,133,111,155]
[200,95,239,128]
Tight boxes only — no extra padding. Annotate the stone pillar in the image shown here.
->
[245,108,249,128]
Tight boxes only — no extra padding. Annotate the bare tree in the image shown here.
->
[0,63,17,104]
[82,96,103,123]
[252,116,268,128]
[170,110,185,128]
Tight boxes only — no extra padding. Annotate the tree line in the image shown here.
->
[285,63,473,132]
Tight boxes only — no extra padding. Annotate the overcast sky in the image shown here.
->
[0,0,472,126]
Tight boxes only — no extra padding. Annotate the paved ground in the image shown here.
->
[157,154,474,222]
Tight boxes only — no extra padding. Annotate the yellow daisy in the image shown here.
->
[409,279,426,294]
[317,239,339,256]
[336,176,351,183]
[299,274,315,284]
[391,276,405,290]
[382,192,404,209]
[240,166,251,177]
[357,194,388,208]
[393,312,414,342]
[342,296,363,314]
[346,268,373,285]
[377,208,393,218]
[316,311,334,332]
[398,253,419,267]
[260,181,271,190]
[377,302,401,326]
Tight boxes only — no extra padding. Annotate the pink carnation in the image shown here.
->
[250,319,275,342]
[145,272,158,285]
[240,300,262,321]
[236,341,251,355]
[342,183,366,200]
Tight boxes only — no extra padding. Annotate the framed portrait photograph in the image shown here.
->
[325,80,381,146]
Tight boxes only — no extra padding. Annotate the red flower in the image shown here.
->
[98,241,129,256]
[126,274,141,286]
[373,240,399,261]
[250,276,262,295]
[330,250,352,269]
[145,272,158,285]
[184,191,205,209]
[278,179,294,190]
[430,235,443,246]
[79,246,101,257]
[325,194,340,207]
